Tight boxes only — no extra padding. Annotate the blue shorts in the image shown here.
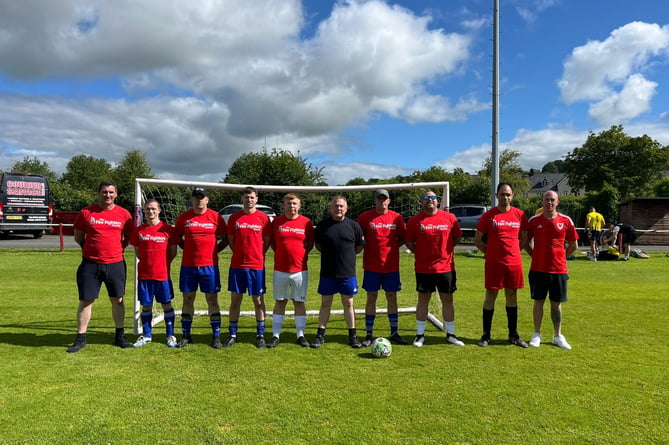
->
[318,276,358,296]
[362,271,401,293]
[77,258,127,301]
[228,268,266,296]
[179,266,221,294]
[137,279,174,306]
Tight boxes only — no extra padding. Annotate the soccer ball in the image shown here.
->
[370,337,392,358]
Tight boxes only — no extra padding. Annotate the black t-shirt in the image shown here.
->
[315,217,364,278]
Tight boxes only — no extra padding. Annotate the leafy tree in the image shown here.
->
[9,157,57,183]
[564,125,669,199]
[478,148,531,202]
[541,160,565,173]
[61,154,113,194]
[222,148,326,218]
[652,177,669,197]
[224,148,325,186]
[51,182,93,211]
[112,149,155,209]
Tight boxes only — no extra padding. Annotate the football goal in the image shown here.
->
[132,178,450,335]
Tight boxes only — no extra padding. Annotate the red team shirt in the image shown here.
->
[130,221,179,281]
[357,209,406,273]
[527,213,578,274]
[476,207,528,266]
[227,210,271,270]
[175,209,226,267]
[74,204,133,264]
[405,210,462,273]
[272,214,315,273]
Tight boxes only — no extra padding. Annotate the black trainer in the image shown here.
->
[114,335,132,349]
[509,336,529,348]
[223,336,237,348]
[256,336,266,349]
[176,336,192,348]
[210,336,222,349]
[66,340,86,353]
[267,336,280,348]
[477,336,490,347]
[389,332,409,345]
[349,335,362,349]
[296,336,309,347]
[310,335,325,348]
[361,334,374,347]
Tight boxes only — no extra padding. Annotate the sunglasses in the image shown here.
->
[422,195,438,200]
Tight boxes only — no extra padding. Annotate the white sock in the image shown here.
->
[295,315,307,338]
[272,314,284,337]
[444,321,455,335]
[416,320,426,336]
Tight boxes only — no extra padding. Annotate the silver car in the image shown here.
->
[448,204,490,231]
[218,204,277,223]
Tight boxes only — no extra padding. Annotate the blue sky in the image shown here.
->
[1,0,668,185]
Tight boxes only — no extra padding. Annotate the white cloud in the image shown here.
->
[515,0,558,25]
[0,0,483,184]
[321,161,412,186]
[588,74,657,125]
[436,126,589,173]
[558,21,669,123]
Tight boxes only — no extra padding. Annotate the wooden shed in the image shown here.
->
[617,198,669,245]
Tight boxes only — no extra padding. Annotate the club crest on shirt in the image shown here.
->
[557,223,564,230]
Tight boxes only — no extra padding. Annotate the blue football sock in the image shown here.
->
[229,320,238,337]
[388,312,399,335]
[256,319,265,337]
[141,310,152,338]
[210,312,221,337]
[164,308,175,338]
[365,314,375,335]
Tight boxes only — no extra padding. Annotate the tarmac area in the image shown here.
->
[1,233,667,253]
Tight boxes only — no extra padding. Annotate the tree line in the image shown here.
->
[4,125,668,226]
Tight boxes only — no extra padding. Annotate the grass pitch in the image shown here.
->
[0,247,667,444]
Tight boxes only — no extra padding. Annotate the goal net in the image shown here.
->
[132,178,450,335]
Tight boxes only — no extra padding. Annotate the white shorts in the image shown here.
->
[272,270,309,302]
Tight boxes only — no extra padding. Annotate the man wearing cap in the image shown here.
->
[224,186,272,348]
[174,188,227,348]
[357,189,408,346]
[404,190,465,347]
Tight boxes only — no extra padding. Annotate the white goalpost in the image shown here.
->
[132,178,450,336]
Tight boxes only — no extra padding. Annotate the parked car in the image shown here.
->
[218,204,277,223]
[448,204,490,230]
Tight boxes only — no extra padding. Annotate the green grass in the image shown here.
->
[0,248,667,444]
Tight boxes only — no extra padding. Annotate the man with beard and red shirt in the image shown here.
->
[129,199,180,348]
[405,190,464,348]
[357,189,408,347]
[175,188,227,349]
[524,190,578,350]
[267,193,315,348]
[474,183,529,348]
[224,187,272,348]
[67,181,134,353]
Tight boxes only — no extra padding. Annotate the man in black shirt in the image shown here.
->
[311,196,365,349]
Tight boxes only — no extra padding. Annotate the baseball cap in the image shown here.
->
[192,187,207,197]
[374,189,389,199]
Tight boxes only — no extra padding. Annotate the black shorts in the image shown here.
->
[77,258,127,301]
[528,270,568,303]
[623,231,638,245]
[415,271,457,294]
